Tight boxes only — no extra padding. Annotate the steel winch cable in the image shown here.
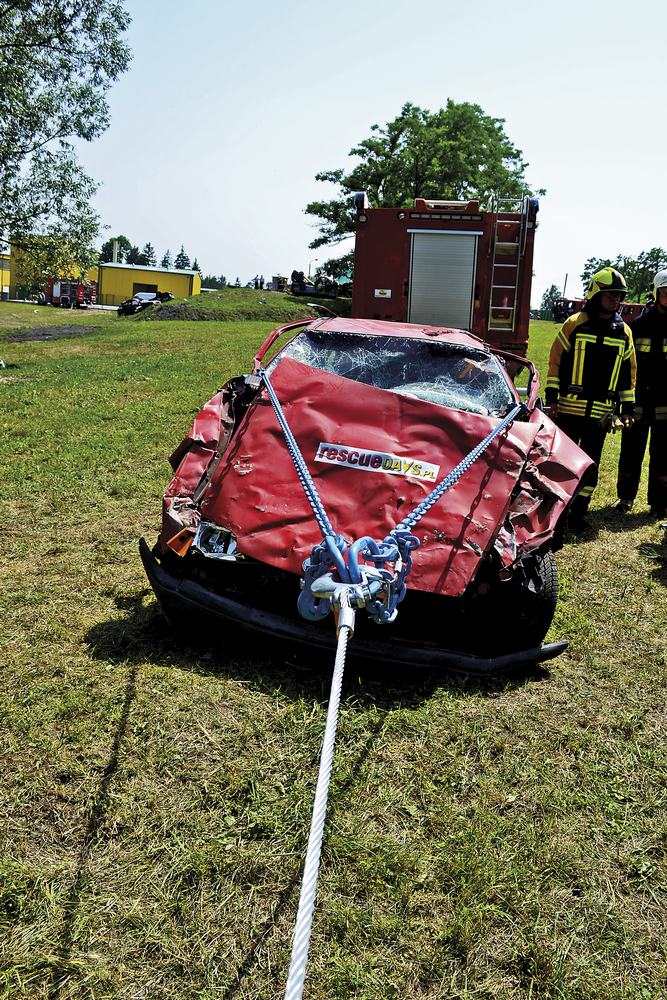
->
[283,592,355,1000]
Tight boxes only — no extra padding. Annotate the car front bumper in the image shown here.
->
[139,538,567,675]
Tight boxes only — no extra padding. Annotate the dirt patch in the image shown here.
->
[4,325,97,342]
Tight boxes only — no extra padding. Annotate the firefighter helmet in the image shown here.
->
[585,267,627,302]
[652,269,667,300]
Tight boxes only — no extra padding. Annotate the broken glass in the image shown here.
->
[269,330,514,417]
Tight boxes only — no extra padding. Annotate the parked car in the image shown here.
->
[140,316,593,673]
[117,290,174,316]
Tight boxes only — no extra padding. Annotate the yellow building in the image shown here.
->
[0,253,10,300]
[97,263,201,306]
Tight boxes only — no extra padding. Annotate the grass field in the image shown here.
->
[1,304,666,1000]
[138,286,351,323]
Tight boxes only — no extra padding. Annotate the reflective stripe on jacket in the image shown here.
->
[546,310,636,418]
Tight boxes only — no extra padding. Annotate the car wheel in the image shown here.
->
[507,549,558,649]
[457,549,558,656]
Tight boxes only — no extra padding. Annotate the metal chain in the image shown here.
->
[391,401,525,537]
[259,368,336,541]
[283,593,354,1000]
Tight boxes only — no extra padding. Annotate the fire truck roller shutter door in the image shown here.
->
[408,232,479,330]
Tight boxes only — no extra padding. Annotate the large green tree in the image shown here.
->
[100,235,132,262]
[0,1,131,275]
[306,101,536,261]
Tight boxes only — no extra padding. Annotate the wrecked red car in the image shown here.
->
[140,317,593,673]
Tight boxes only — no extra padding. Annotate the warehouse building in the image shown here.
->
[96,262,201,306]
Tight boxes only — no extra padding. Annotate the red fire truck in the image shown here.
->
[45,277,98,308]
[351,192,539,354]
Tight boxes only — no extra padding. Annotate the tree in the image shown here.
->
[161,250,172,269]
[581,249,667,300]
[306,100,536,250]
[0,2,132,275]
[13,235,86,295]
[202,274,227,289]
[100,235,132,263]
[126,245,141,265]
[540,284,562,320]
[174,245,191,269]
[141,242,156,266]
[319,252,355,283]
[192,257,201,274]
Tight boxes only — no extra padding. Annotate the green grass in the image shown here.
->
[136,286,351,322]
[1,302,666,999]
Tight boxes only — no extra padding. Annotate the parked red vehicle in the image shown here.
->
[43,277,97,307]
[141,316,593,673]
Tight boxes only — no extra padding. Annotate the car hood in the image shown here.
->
[193,358,591,597]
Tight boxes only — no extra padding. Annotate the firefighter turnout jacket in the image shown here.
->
[546,310,636,419]
[629,306,667,422]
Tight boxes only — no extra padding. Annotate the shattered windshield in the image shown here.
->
[270,329,514,417]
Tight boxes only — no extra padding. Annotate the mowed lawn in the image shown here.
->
[1,304,666,1000]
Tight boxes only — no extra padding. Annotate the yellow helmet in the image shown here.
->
[585,267,627,302]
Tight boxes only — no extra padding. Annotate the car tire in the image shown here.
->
[455,549,558,657]
[491,549,558,653]
[511,549,558,647]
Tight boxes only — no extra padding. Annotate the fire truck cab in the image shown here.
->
[351,192,539,354]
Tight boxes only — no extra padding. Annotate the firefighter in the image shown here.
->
[616,269,667,516]
[545,267,636,528]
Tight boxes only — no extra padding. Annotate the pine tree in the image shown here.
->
[174,245,191,270]
[161,250,172,268]
[142,242,156,266]
[192,257,201,274]
[126,245,141,265]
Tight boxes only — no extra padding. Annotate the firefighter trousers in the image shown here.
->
[617,417,667,512]
[557,415,607,516]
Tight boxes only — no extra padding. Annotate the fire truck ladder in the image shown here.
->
[487,196,530,335]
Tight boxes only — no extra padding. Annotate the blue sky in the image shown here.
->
[77,0,665,304]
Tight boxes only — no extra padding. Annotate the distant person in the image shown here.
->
[616,269,667,517]
[545,268,636,529]
[259,274,264,289]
